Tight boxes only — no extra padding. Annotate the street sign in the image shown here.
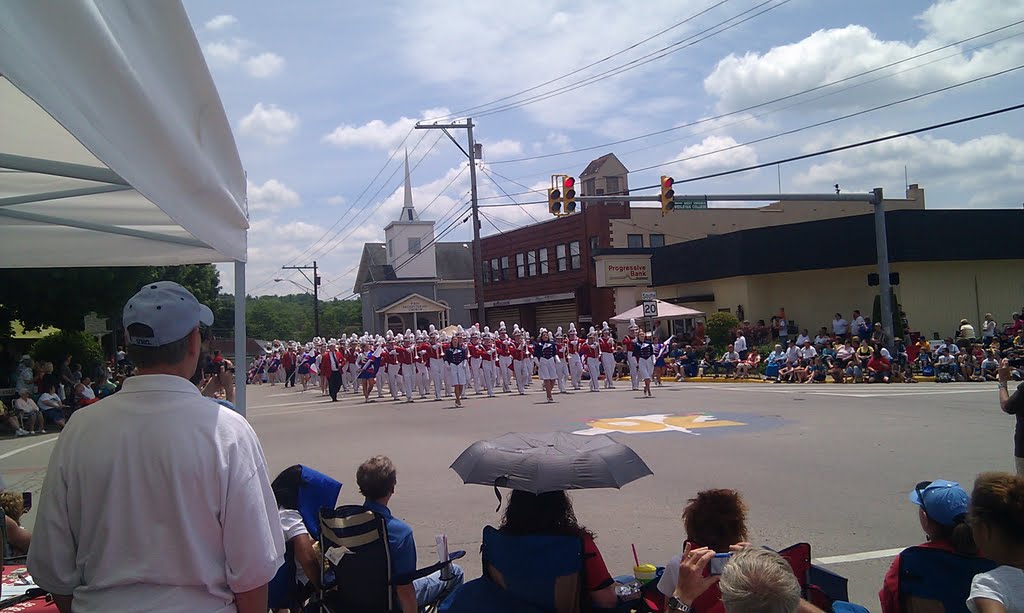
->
[83,312,109,336]
[673,197,708,210]
[642,301,658,318]
[640,291,657,302]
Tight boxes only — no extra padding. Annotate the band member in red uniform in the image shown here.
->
[426,325,446,400]
[398,330,417,403]
[622,318,640,391]
[566,323,583,390]
[496,322,513,393]
[598,322,617,389]
[468,328,482,395]
[581,327,601,392]
[554,326,569,394]
[480,330,497,397]
[384,332,401,401]
[511,325,529,395]
[323,341,346,402]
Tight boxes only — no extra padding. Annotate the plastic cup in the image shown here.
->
[633,563,658,583]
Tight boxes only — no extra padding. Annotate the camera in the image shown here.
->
[708,552,731,576]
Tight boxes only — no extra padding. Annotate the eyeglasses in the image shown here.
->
[915,481,933,517]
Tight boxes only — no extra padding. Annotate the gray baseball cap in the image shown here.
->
[123,281,214,347]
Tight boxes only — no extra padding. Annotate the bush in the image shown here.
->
[732,323,772,346]
[705,312,740,348]
[31,330,103,373]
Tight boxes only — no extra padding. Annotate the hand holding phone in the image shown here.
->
[22,491,32,513]
[708,552,731,576]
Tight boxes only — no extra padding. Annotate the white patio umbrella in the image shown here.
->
[0,1,252,414]
[610,300,704,323]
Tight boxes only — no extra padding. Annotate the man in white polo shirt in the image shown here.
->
[29,281,284,613]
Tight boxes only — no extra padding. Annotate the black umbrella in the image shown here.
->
[450,432,653,501]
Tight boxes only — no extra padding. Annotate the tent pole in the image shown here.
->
[234,261,247,417]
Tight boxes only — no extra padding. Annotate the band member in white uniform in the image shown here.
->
[468,328,482,395]
[398,330,417,403]
[511,326,529,395]
[565,323,583,391]
[599,322,617,389]
[384,333,401,401]
[444,331,470,408]
[479,330,497,397]
[554,327,568,394]
[622,318,640,391]
[534,328,560,403]
[496,322,513,393]
[415,330,430,399]
[582,327,601,392]
[426,326,446,401]
[632,328,656,398]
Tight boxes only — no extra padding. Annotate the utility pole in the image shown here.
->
[872,188,896,347]
[282,261,320,337]
[415,119,485,324]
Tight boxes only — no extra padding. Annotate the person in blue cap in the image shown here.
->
[879,479,978,613]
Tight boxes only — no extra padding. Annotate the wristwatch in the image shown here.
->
[668,596,692,612]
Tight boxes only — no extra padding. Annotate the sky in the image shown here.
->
[181,0,1024,297]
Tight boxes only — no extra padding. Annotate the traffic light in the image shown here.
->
[660,176,675,215]
[563,177,577,213]
[548,186,562,216]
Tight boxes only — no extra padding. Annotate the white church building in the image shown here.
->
[353,153,474,335]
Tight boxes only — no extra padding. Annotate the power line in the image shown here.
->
[478,167,541,223]
[486,19,1024,165]
[424,0,732,122]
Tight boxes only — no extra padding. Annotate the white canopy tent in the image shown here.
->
[610,300,705,323]
[0,1,252,414]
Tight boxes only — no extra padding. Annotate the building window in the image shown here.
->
[538,248,549,274]
[556,244,567,272]
[589,235,599,252]
[482,260,489,284]
[569,240,581,270]
[584,178,596,196]
[627,234,644,248]
[500,256,509,280]
[649,234,665,248]
[491,258,500,282]
[527,250,537,276]
[408,236,421,254]
[407,209,414,221]
[606,176,620,194]
[438,302,449,328]
[516,253,525,278]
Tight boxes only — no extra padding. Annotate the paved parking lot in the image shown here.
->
[2,379,1012,611]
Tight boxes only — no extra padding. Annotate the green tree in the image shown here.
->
[705,312,740,349]
[31,331,104,374]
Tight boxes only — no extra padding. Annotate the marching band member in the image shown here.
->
[511,326,529,395]
[622,319,640,391]
[323,341,345,402]
[582,327,601,392]
[357,339,382,403]
[426,326,446,401]
[415,330,430,399]
[399,330,417,403]
[444,329,470,408]
[480,330,497,398]
[527,331,538,387]
[554,327,568,394]
[384,332,401,401]
[467,327,483,396]
[496,322,513,393]
[566,323,583,390]
[632,327,656,397]
[534,328,560,403]
[599,322,616,389]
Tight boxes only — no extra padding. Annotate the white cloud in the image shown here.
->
[205,14,237,31]
[244,52,285,78]
[663,135,758,175]
[326,195,347,206]
[322,108,451,151]
[248,179,301,212]
[239,103,299,145]
[704,4,1024,114]
[482,139,524,159]
[203,39,246,67]
[791,131,1024,208]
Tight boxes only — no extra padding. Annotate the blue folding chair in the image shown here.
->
[267,465,342,611]
[897,546,997,613]
[442,525,585,613]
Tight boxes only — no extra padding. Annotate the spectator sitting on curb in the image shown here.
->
[1,490,32,557]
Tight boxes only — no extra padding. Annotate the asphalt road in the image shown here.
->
[2,379,1011,611]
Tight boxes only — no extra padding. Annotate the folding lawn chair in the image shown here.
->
[897,546,997,613]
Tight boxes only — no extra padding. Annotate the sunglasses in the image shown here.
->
[915,481,933,517]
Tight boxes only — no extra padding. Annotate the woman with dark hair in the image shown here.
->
[658,489,749,601]
[879,479,978,613]
[967,472,1024,613]
[271,465,321,612]
[499,490,618,610]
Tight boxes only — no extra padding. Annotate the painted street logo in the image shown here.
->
[574,413,748,436]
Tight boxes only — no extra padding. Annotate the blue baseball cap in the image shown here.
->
[909,479,969,527]
[123,281,214,347]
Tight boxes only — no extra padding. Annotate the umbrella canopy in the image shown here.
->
[450,431,653,494]
[610,300,704,323]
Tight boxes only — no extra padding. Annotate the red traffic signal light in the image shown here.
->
[563,177,577,213]
[660,175,675,214]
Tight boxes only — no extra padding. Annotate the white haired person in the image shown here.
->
[534,328,560,403]
[633,328,656,397]
[444,332,470,408]
[599,323,616,389]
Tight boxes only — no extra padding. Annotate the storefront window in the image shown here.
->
[650,234,665,248]
[527,251,537,276]
[500,256,509,280]
[627,234,643,248]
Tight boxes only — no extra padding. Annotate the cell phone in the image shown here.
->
[708,552,731,576]
[22,491,32,512]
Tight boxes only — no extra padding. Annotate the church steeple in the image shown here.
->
[399,149,418,222]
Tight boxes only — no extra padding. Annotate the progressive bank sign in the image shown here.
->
[599,258,651,287]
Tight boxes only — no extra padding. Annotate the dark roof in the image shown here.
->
[580,153,627,177]
[355,241,473,293]
[652,209,1024,286]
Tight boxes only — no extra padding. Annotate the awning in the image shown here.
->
[0,1,251,414]
[610,300,705,323]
